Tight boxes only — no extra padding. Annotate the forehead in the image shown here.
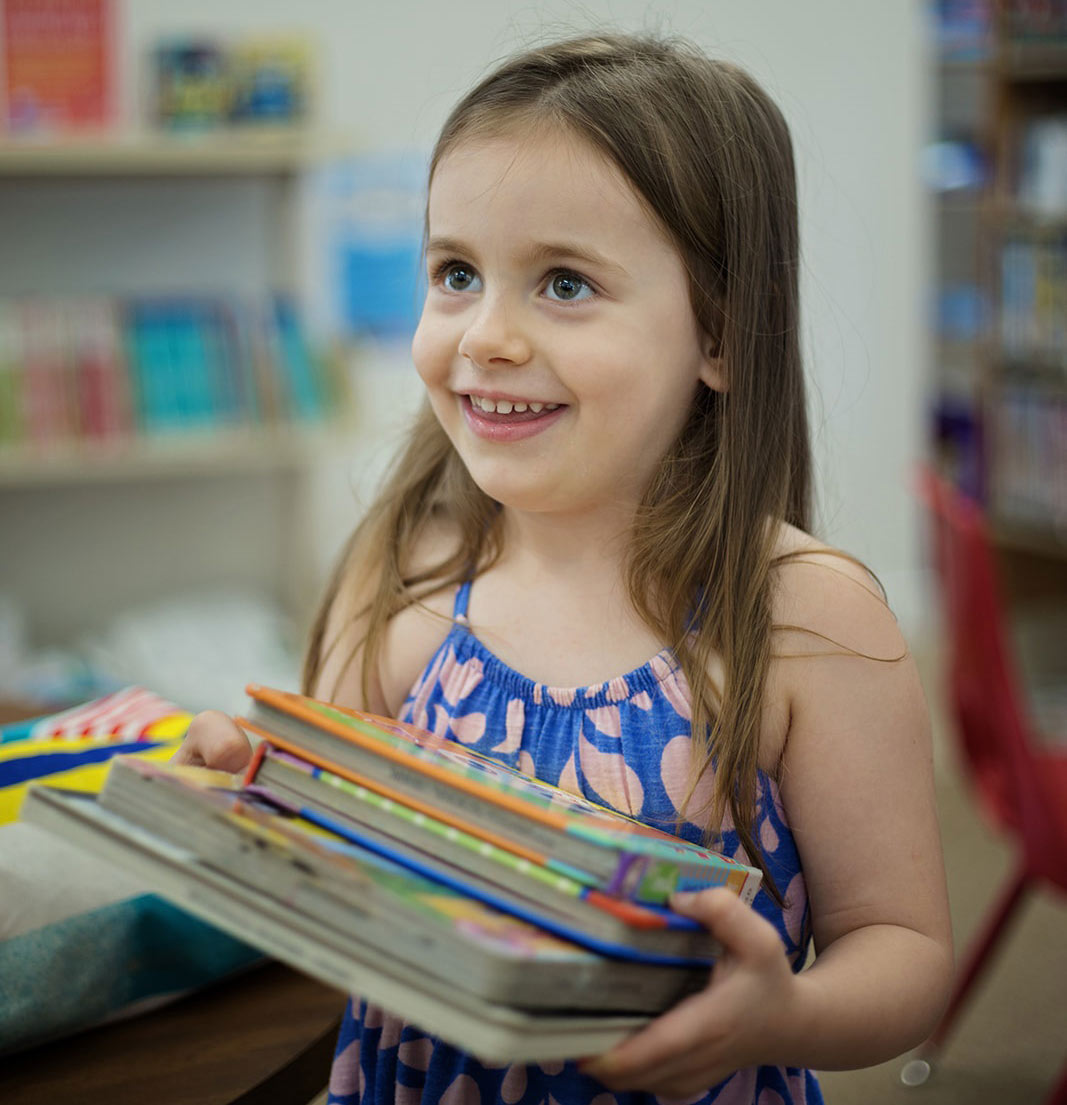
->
[427,128,669,252]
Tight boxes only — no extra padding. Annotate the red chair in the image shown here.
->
[902,469,1067,1099]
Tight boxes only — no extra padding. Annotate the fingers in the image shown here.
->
[580,888,792,1095]
[580,989,718,1086]
[669,887,782,962]
[172,710,253,773]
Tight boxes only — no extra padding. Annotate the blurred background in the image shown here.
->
[0,2,1063,1102]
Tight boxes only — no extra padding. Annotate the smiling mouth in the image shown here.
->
[467,395,562,416]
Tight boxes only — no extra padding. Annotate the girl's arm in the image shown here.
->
[581,556,953,1095]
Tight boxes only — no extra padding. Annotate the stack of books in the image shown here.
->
[21,683,762,1062]
[0,294,338,452]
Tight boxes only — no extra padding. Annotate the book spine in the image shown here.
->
[71,297,130,441]
[19,298,75,444]
[0,300,24,447]
[272,294,323,420]
[295,756,614,905]
[293,802,711,967]
[247,730,601,885]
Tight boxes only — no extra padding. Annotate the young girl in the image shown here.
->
[176,32,953,1105]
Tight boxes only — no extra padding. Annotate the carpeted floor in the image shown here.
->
[817,643,1067,1105]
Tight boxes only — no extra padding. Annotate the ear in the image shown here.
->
[698,346,727,393]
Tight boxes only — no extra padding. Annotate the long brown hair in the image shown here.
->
[304,33,811,893]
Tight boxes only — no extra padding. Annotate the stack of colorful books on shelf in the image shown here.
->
[20,683,762,1062]
[989,385,1067,532]
[0,294,342,453]
[1002,0,1067,41]
[999,233,1067,363]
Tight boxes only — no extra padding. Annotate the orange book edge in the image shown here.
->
[240,684,726,858]
[242,734,672,930]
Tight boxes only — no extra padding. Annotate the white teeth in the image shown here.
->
[470,395,561,414]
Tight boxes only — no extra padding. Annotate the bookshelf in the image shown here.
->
[0,130,345,176]
[983,5,1067,579]
[0,424,337,487]
[0,128,354,652]
[932,3,1067,590]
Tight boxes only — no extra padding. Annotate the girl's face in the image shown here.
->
[412,127,722,522]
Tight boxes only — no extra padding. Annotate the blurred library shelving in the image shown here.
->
[0,1,413,714]
[929,1,1067,602]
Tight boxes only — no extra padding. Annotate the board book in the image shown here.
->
[20,781,649,1063]
[101,756,713,972]
[237,684,762,906]
[250,744,723,963]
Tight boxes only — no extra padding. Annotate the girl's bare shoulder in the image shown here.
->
[380,515,467,710]
[756,522,913,773]
[768,521,906,662]
[315,512,464,715]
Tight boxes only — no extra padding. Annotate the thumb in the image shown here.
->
[670,887,781,962]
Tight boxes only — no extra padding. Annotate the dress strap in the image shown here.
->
[453,580,472,621]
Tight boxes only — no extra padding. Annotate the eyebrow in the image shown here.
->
[425,235,629,278]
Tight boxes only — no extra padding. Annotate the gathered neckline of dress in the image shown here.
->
[442,608,688,710]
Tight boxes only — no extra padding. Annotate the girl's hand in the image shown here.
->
[172,710,253,773]
[580,888,800,1097]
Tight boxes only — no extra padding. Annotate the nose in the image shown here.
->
[457,293,531,368]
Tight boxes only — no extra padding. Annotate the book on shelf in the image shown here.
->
[1,0,115,135]
[0,293,339,455]
[1002,0,1067,41]
[989,384,1067,532]
[238,683,763,907]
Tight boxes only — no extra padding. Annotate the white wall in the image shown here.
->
[13,1,935,644]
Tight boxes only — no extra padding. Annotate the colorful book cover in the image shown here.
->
[250,745,723,965]
[105,757,628,967]
[0,685,191,745]
[228,36,313,127]
[239,684,762,904]
[2,0,115,134]
[21,783,657,1059]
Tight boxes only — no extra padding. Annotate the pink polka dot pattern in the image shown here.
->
[328,1040,361,1096]
[586,704,623,738]
[500,1063,527,1103]
[440,1073,480,1105]
[398,1037,433,1071]
[450,710,487,745]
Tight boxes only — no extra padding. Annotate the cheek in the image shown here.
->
[410,319,433,386]
[411,310,451,389]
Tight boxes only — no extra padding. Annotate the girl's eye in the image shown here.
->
[439,263,482,293]
[544,271,593,303]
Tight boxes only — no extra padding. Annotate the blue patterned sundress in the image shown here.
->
[327,580,824,1105]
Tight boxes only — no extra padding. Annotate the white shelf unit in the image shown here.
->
[0,130,351,651]
[0,130,346,176]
